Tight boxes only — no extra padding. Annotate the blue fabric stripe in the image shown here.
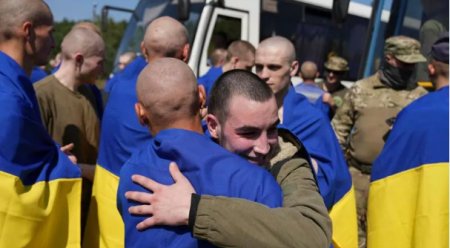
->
[282,86,352,209]
[97,56,149,176]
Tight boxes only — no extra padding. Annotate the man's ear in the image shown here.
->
[206,114,220,139]
[385,54,394,64]
[181,43,190,63]
[198,85,206,107]
[290,60,299,77]
[22,21,33,40]
[197,85,207,119]
[75,53,84,67]
[134,102,149,126]
[427,63,436,76]
[230,56,239,69]
[140,41,149,62]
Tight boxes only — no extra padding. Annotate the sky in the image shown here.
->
[44,0,397,22]
[44,0,139,22]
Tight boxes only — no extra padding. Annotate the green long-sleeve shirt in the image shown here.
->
[192,130,332,248]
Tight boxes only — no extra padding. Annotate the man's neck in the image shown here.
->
[53,63,83,91]
[152,117,204,136]
[302,79,316,85]
[275,86,289,123]
[434,76,449,90]
[222,62,233,73]
[275,86,289,110]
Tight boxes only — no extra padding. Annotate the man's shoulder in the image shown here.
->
[409,85,428,97]
[33,75,57,93]
[270,129,313,179]
[354,74,379,90]
[401,87,448,119]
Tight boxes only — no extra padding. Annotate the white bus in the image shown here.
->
[107,0,447,82]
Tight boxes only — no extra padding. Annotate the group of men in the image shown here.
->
[0,0,448,248]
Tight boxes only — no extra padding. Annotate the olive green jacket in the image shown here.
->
[192,130,332,247]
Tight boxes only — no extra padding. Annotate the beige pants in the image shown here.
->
[349,166,371,248]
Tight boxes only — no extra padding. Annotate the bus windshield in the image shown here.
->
[115,0,205,67]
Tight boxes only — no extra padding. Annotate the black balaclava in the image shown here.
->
[379,61,417,90]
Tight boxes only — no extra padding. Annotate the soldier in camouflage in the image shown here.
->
[320,56,350,118]
[331,36,428,248]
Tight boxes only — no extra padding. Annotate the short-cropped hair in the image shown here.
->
[208,69,273,123]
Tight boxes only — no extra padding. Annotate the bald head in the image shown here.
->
[227,40,255,62]
[60,27,105,60]
[71,21,101,35]
[142,16,189,61]
[137,58,199,131]
[300,61,318,81]
[258,36,296,63]
[0,0,52,41]
[210,48,227,67]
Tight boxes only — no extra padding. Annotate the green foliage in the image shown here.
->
[99,19,128,78]
[51,18,127,79]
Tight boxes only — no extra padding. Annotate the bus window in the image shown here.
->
[207,16,242,56]
[114,0,204,72]
[198,8,248,76]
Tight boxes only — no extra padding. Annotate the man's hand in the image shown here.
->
[60,143,77,164]
[322,92,335,107]
[125,162,196,230]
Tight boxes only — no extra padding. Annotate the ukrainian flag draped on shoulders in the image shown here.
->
[0,51,82,247]
[83,56,148,248]
[117,129,282,248]
[282,86,357,248]
[368,86,449,248]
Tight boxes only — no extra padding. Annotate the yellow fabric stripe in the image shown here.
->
[83,165,124,248]
[417,81,433,89]
[368,162,449,248]
[0,171,81,247]
[330,186,358,248]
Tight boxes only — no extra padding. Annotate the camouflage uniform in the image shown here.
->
[331,36,428,248]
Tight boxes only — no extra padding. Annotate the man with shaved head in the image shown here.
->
[0,0,82,246]
[295,61,331,117]
[70,21,105,119]
[198,40,255,97]
[254,36,357,247]
[117,58,282,248]
[297,61,321,102]
[83,16,191,248]
[34,27,105,233]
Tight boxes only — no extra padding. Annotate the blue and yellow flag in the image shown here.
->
[368,86,449,248]
[282,86,357,248]
[83,56,148,248]
[0,52,82,247]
